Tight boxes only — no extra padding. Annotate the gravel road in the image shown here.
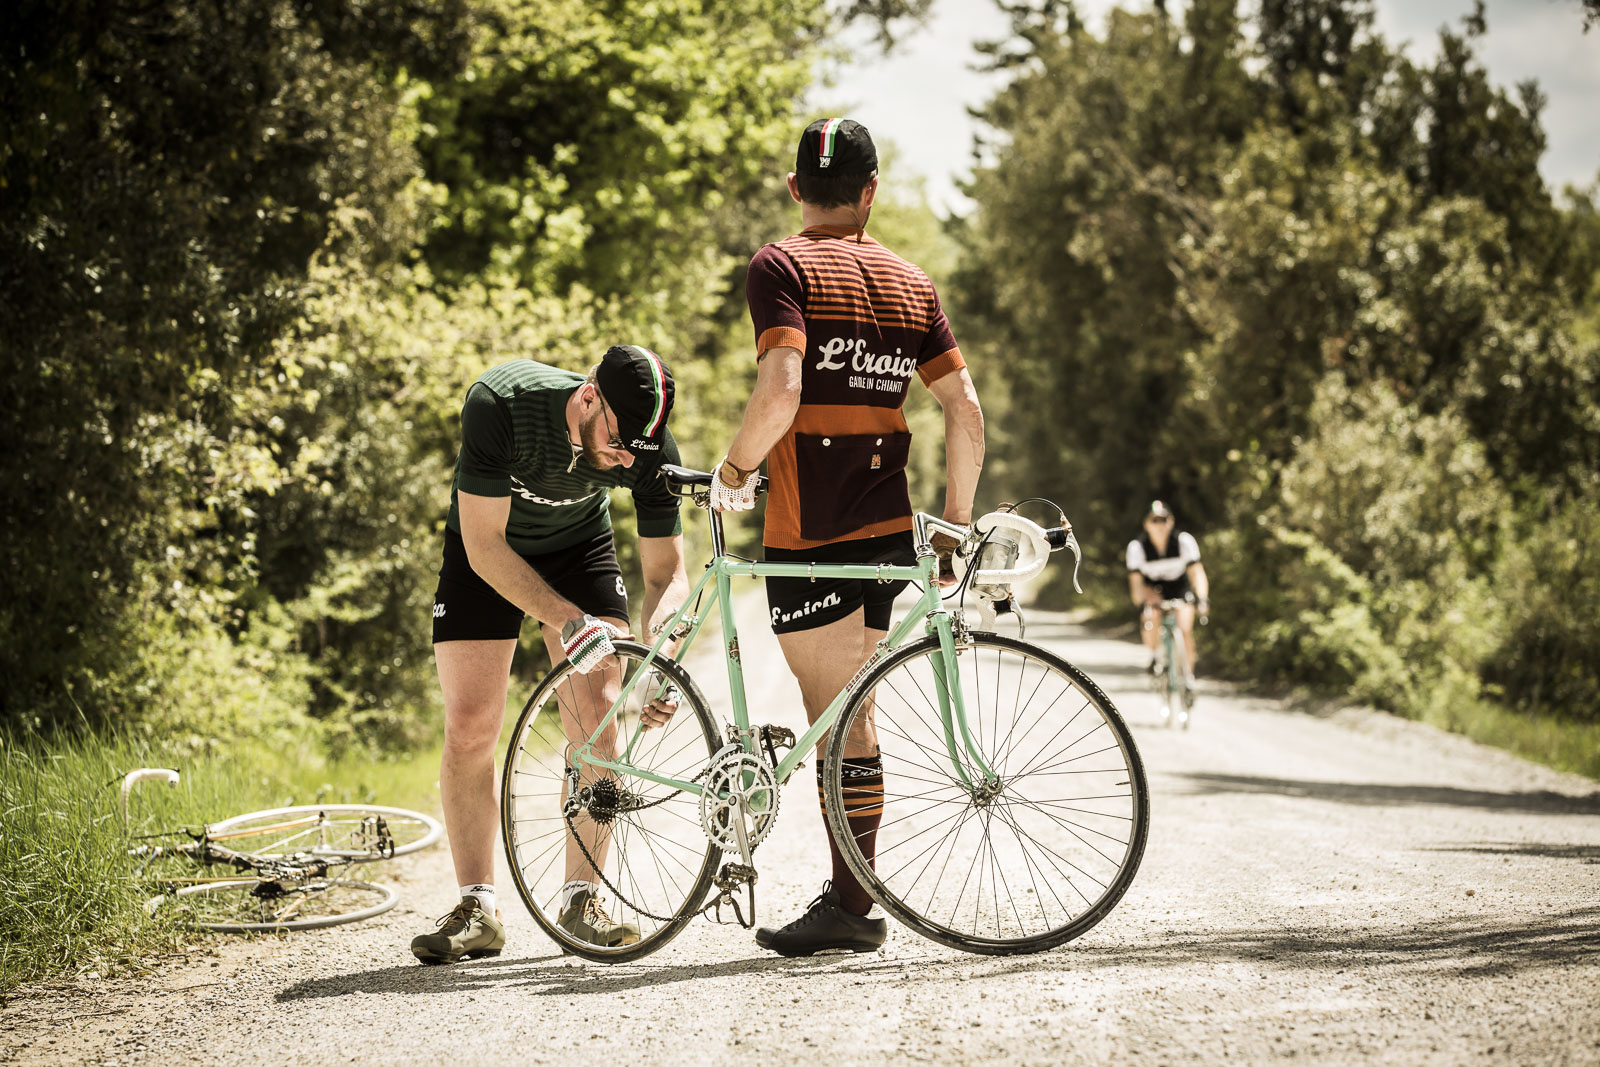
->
[4,595,1597,1066]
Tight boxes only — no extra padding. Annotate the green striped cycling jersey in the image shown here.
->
[446,360,682,554]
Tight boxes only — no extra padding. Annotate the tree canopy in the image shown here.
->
[955,0,1600,732]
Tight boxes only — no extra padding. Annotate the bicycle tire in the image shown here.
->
[205,805,443,861]
[824,631,1149,955]
[149,878,398,932]
[1169,626,1193,728]
[501,641,722,963]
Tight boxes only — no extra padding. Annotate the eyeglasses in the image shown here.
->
[596,390,626,451]
[1147,515,1173,525]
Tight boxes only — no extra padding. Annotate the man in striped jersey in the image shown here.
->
[412,345,690,964]
[711,117,987,956]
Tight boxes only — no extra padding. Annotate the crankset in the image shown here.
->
[697,744,780,928]
[698,744,780,855]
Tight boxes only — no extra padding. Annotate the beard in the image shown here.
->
[576,408,620,470]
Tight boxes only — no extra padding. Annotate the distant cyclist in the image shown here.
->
[1126,500,1210,677]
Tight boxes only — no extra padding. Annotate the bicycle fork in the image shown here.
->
[926,612,1003,801]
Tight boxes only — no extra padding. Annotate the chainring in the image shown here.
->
[697,744,780,853]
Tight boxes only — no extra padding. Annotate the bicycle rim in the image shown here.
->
[501,641,721,963]
[152,879,397,932]
[826,632,1149,955]
[205,805,443,862]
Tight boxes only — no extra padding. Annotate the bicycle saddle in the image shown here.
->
[658,463,770,498]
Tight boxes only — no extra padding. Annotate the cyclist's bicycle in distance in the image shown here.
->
[501,466,1149,961]
[1150,599,1198,729]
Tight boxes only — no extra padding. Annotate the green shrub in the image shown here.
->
[1484,490,1600,724]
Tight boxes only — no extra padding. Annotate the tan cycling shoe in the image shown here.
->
[411,897,505,965]
[557,888,640,947]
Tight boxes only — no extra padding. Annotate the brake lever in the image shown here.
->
[1063,529,1084,595]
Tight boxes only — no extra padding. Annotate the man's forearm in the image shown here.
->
[726,349,803,470]
[465,535,583,628]
[941,399,985,524]
[642,574,690,636]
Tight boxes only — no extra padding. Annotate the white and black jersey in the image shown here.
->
[1127,530,1201,599]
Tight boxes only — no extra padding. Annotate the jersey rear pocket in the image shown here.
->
[793,431,912,542]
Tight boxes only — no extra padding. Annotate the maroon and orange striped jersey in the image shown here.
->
[746,224,965,550]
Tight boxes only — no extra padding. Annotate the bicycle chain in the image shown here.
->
[557,724,795,931]
[559,762,722,926]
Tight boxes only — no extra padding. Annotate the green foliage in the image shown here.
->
[0,0,851,744]
[1,0,468,736]
[1484,488,1600,724]
[957,0,1600,764]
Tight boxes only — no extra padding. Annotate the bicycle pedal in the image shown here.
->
[715,862,758,888]
[759,725,796,766]
[759,725,795,747]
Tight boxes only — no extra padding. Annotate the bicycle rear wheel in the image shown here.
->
[501,642,721,962]
[206,805,442,861]
[149,878,397,932]
[824,631,1148,955]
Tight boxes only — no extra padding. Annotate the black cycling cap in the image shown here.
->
[1147,500,1173,520]
[596,345,674,453]
[796,117,878,176]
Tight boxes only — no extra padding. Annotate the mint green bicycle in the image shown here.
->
[501,466,1149,961]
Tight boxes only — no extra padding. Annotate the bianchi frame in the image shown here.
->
[568,512,994,794]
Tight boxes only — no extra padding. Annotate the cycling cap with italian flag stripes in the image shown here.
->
[596,344,674,453]
[796,117,878,175]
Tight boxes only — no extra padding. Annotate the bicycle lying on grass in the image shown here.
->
[122,769,443,933]
[501,465,1149,962]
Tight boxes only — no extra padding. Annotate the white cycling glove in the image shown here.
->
[708,456,760,512]
[560,614,622,674]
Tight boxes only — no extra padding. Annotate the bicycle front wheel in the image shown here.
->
[205,805,442,862]
[1168,628,1192,729]
[824,632,1149,955]
[501,641,722,963]
[149,878,398,932]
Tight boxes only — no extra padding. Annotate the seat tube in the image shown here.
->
[715,563,751,746]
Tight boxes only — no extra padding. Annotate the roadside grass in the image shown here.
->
[1415,696,1600,782]
[0,727,443,997]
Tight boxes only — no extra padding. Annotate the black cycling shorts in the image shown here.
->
[1135,578,1194,623]
[765,532,916,635]
[432,527,628,643]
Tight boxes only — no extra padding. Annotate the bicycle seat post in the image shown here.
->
[705,496,726,559]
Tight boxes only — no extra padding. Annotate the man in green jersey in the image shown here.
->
[411,345,689,964]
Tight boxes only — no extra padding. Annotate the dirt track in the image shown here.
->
[3,595,1597,1065]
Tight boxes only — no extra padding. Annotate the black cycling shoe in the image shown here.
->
[754,882,887,957]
